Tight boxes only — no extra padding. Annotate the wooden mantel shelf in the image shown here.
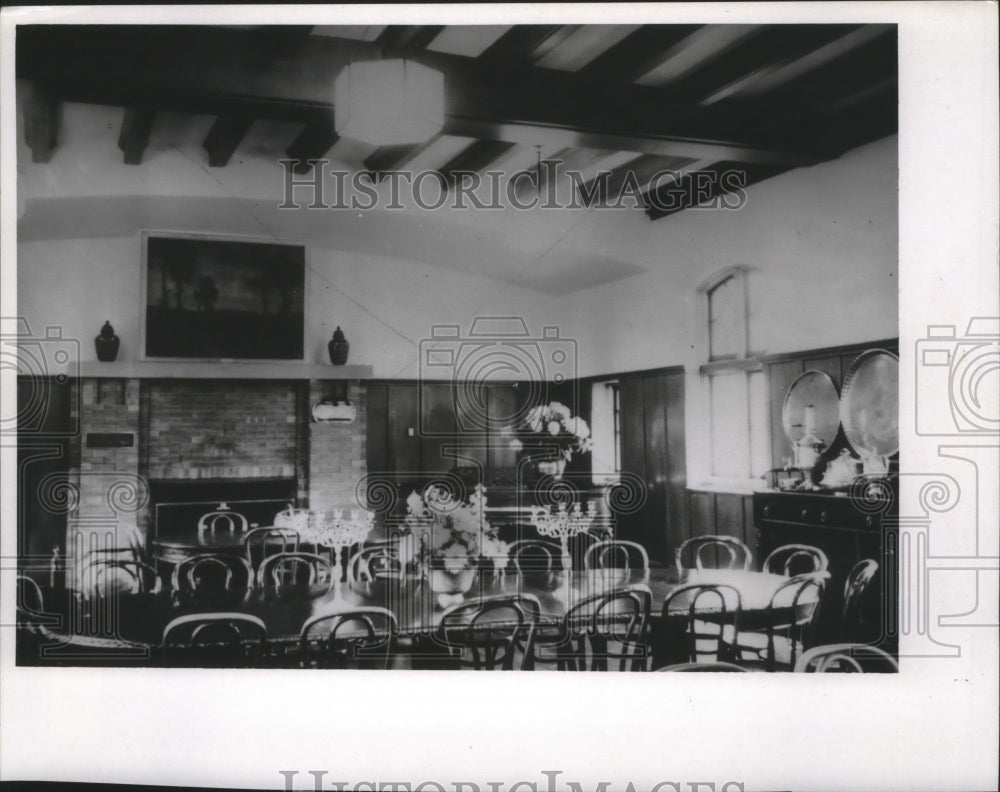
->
[78,361,373,380]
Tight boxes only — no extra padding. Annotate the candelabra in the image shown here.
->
[529,502,596,600]
[274,505,374,593]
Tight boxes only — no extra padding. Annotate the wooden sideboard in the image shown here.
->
[753,486,897,650]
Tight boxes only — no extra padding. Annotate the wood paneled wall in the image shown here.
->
[687,490,756,558]
[615,368,686,565]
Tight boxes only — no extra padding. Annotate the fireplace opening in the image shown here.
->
[149,478,298,544]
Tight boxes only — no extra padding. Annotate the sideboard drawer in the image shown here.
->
[754,492,887,531]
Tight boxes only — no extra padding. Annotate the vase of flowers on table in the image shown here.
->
[506,401,593,481]
[399,484,509,608]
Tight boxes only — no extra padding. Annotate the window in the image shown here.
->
[698,267,769,487]
[590,380,622,483]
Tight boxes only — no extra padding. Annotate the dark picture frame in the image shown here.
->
[142,232,306,360]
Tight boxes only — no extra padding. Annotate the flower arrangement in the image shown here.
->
[399,484,509,574]
[506,401,593,470]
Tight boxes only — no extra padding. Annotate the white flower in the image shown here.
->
[509,438,523,451]
[547,420,561,436]
[550,402,572,419]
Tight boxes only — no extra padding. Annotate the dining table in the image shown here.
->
[25,565,823,668]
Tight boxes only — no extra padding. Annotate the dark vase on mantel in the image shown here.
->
[328,326,349,365]
[94,320,120,362]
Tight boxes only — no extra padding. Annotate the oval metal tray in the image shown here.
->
[782,369,840,449]
[840,349,899,458]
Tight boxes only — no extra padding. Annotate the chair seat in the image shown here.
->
[734,631,801,668]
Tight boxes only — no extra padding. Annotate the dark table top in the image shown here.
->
[37,567,819,650]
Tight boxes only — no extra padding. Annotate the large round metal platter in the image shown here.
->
[840,349,899,458]
[782,370,840,448]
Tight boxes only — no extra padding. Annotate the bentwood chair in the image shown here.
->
[257,552,335,599]
[735,573,826,671]
[508,540,562,580]
[299,608,399,669]
[78,558,163,599]
[244,526,299,575]
[657,661,749,672]
[171,553,254,606]
[161,613,267,668]
[583,540,651,585]
[433,594,542,670]
[657,583,743,667]
[535,586,652,672]
[794,643,898,673]
[842,559,879,643]
[15,575,54,665]
[675,536,753,572]
[347,542,405,584]
[763,544,829,577]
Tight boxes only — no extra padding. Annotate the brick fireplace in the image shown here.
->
[66,374,367,576]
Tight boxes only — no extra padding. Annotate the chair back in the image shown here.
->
[756,573,826,669]
[842,559,879,642]
[508,540,562,579]
[583,540,650,584]
[197,502,249,537]
[794,642,898,673]
[78,558,162,598]
[15,575,49,664]
[660,583,742,665]
[299,608,399,669]
[658,661,748,672]
[436,595,542,670]
[560,585,652,671]
[244,526,300,572]
[172,553,253,605]
[763,544,829,576]
[161,613,267,667]
[347,542,404,583]
[675,536,753,572]
[257,552,335,598]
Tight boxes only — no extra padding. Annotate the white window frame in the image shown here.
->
[695,265,769,492]
[590,378,622,485]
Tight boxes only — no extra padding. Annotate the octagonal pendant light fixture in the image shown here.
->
[334,59,445,146]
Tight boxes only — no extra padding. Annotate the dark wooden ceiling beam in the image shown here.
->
[117,107,155,165]
[478,25,577,64]
[203,114,254,167]
[17,25,876,167]
[285,119,340,173]
[362,135,441,181]
[644,160,787,220]
[579,153,694,206]
[24,88,59,163]
[674,24,864,104]
[376,25,446,54]
[717,31,897,150]
[437,139,517,188]
[576,24,702,83]
[252,25,314,58]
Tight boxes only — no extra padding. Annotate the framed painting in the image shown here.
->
[142,232,306,360]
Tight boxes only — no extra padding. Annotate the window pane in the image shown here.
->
[590,381,620,482]
[708,275,741,360]
[710,371,749,478]
[748,370,769,477]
